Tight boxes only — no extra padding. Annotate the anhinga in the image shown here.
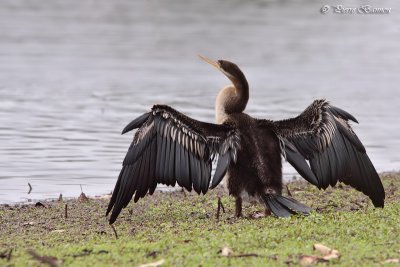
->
[106,56,385,224]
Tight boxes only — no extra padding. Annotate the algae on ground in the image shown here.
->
[0,173,399,266]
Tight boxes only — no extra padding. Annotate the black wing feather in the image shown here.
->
[189,152,201,194]
[133,148,148,203]
[210,152,231,189]
[106,166,124,215]
[202,160,212,194]
[122,112,152,134]
[166,134,175,185]
[182,138,191,190]
[284,142,319,186]
[330,105,358,123]
[155,134,164,182]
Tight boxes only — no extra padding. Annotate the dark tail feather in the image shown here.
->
[262,194,311,217]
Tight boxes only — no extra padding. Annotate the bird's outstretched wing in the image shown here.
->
[107,105,240,224]
[258,99,385,207]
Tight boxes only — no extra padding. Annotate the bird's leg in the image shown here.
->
[218,197,225,213]
[216,197,225,221]
[235,196,242,218]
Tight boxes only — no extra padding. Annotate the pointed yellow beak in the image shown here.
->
[198,55,221,71]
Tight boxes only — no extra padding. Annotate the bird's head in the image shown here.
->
[199,55,242,83]
[199,55,249,116]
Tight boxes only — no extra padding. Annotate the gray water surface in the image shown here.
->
[0,0,399,203]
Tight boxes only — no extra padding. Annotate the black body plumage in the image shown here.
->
[106,58,385,224]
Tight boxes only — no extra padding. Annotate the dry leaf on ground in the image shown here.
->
[220,246,233,257]
[313,243,340,256]
[51,230,65,233]
[299,255,320,266]
[382,258,400,264]
[300,244,340,265]
[138,259,165,267]
[322,253,340,260]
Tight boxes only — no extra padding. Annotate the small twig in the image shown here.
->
[28,183,32,194]
[230,253,259,258]
[181,188,187,197]
[286,185,292,197]
[64,204,68,219]
[0,248,13,261]
[80,185,83,193]
[216,201,220,221]
[7,248,12,261]
[111,225,119,239]
[27,249,59,267]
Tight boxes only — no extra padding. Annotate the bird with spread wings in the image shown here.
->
[106,56,384,224]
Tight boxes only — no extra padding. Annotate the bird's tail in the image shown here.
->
[261,194,311,217]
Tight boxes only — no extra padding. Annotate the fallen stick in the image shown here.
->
[27,249,60,267]
[286,185,292,197]
[111,225,119,239]
[7,248,12,261]
[230,253,259,258]
[181,188,187,197]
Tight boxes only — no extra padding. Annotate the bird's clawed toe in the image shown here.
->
[235,197,243,218]
[249,209,272,219]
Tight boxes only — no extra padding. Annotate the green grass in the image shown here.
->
[1,173,399,266]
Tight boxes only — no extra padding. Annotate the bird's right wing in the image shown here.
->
[106,105,240,223]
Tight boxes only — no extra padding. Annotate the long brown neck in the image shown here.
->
[229,71,249,113]
[215,72,249,122]
[224,68,249,114]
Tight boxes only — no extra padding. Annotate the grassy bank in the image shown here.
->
[1,173,399,266]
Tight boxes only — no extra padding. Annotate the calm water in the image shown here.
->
[0,0,399,203]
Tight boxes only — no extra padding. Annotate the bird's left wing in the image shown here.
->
[258,99,385,208]
[106,104,240,223]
